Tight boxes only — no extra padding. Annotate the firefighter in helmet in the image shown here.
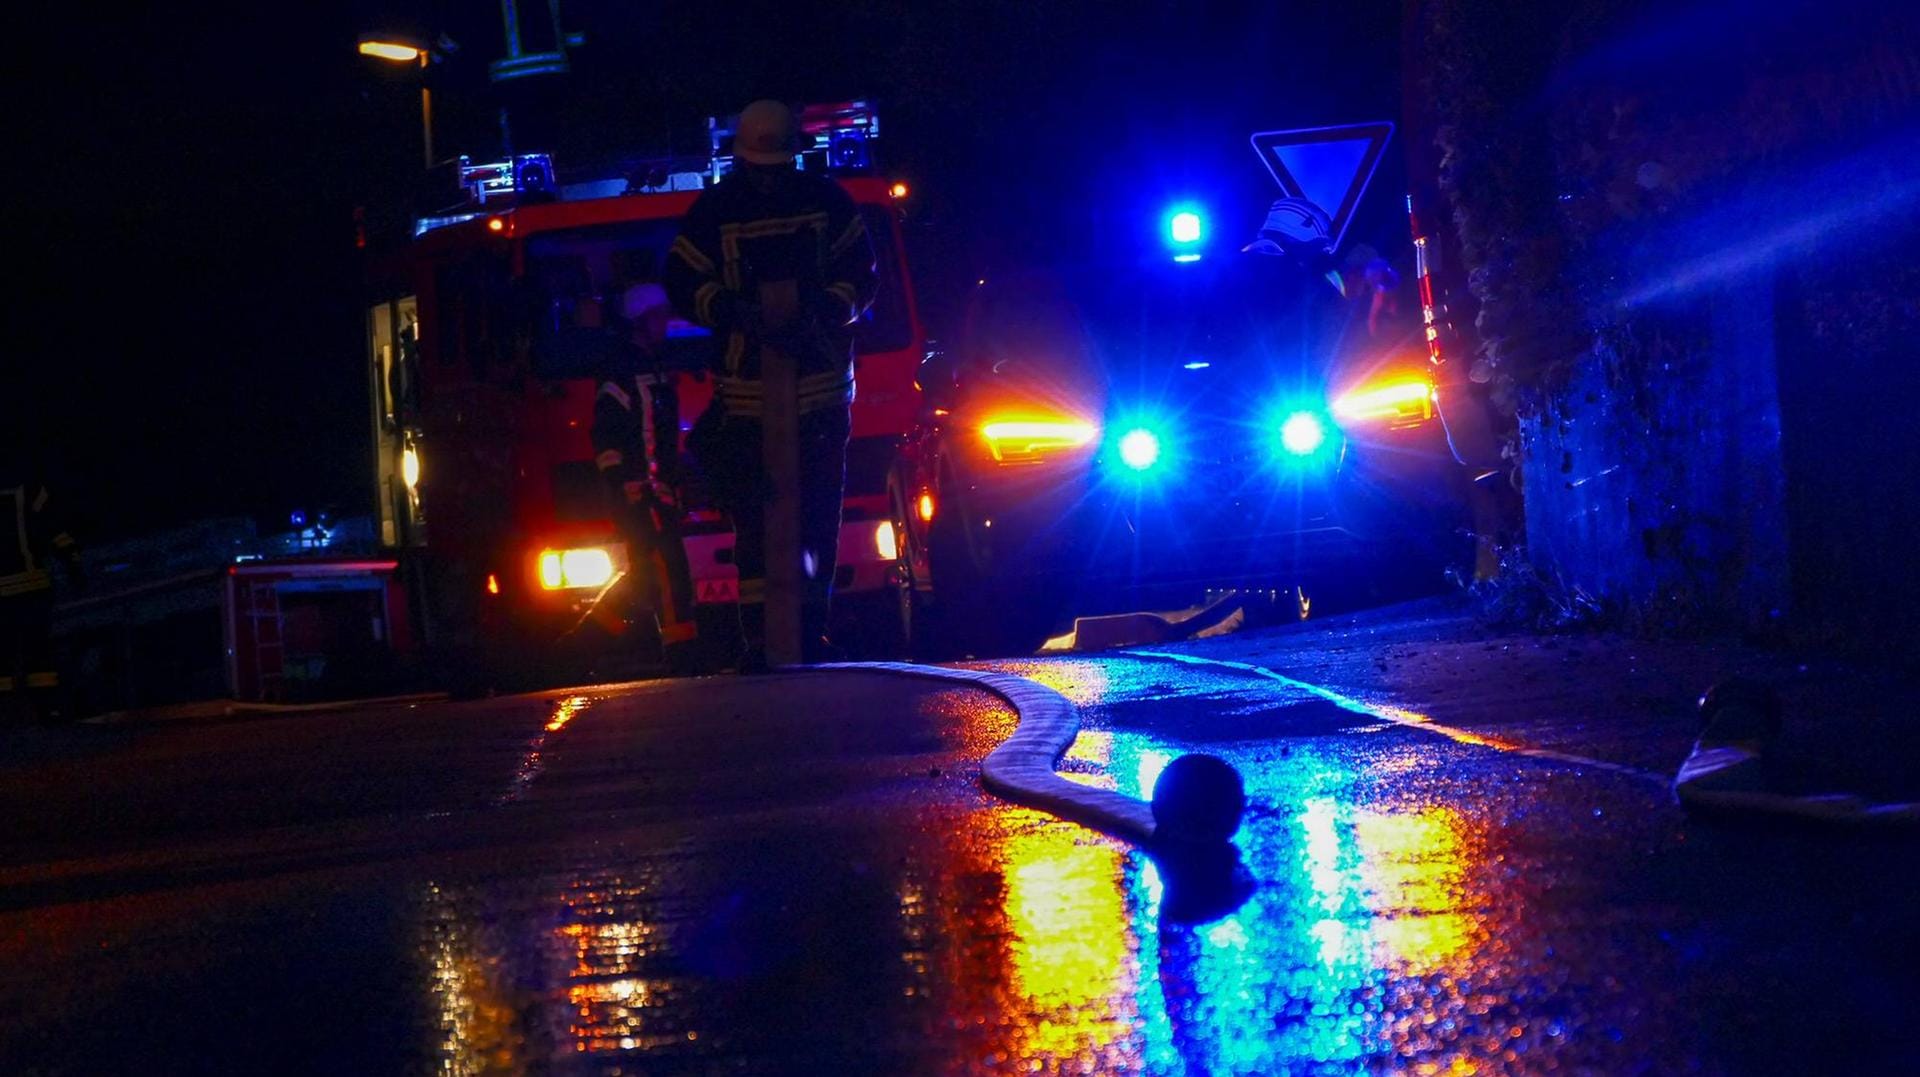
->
[592,281,701,670]
[665,99,877,669]
[2,450,81,721]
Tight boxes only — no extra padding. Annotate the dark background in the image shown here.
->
[16,0,1406,542]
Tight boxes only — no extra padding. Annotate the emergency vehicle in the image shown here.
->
[886,128,1467,656]
[363,102,924,683]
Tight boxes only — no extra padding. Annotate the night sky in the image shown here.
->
[18,1,1401,542]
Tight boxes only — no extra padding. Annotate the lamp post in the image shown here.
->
[357,34,452,170]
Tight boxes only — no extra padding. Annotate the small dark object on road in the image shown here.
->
[1697,677,1783,743]
[1151,753,1246,845]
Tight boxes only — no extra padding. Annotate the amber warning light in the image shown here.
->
[1331,378,1434,428]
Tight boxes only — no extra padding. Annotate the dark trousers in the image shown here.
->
[707,406,850,646]
[616,493,698,646]
[1,588,57,703]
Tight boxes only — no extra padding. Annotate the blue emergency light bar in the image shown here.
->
[708,100,882,180]
[411,102,883,236]
[413,153,562,235]
[459,154,556,204]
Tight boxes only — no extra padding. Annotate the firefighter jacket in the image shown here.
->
[592,366,680,505]
[664,168,878,419]
[2,479,77,597]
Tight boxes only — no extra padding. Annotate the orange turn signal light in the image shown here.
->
[1331,378,1434,428]
[979,418,1098,464]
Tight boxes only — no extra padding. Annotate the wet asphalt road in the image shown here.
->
[4,628,1918,1074]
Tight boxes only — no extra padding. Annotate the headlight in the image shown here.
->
[1117,427,1163,471]
[1332,377,1434,428]
[979,417,1098,464]
[874,521,898,561]
[1279,411,1328,456]
[400,442,421,491]
[538,547,618,590]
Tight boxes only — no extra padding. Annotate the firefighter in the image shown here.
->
[2,457,81,721]
[592,281,701,670]
[665,99,877,669]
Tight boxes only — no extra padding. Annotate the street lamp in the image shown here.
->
[357,33,454,170]
[357,40,425,63]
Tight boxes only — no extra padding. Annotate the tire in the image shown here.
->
[883,485,937,661]
[833,589,911,661]
[923,493,1062,658]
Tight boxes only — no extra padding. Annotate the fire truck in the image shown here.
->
[363,102,924,685]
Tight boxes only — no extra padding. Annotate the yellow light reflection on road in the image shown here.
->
[988,659,1111,706]
[920,685,1019,755]
[1296,796,1488,977]
[1000,824,1138,1068]
[1353,806,1480,974]
[546,695,590,733]
[1061,729,1119,789]
[1368,701,1523,752]
[553,875,690,1055]
[422,884,527,1075]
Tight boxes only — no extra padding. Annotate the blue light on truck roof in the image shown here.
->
[1169,210,1203,245]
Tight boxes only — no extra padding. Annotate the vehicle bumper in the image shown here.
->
[683,517,895,605]
[952,428,1458,590]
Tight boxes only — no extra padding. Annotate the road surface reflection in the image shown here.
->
[417,661,1539,1074]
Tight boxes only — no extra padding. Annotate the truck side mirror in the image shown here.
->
[916,344,957,411]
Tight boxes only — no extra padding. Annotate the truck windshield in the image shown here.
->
[1079,253,1349,379]
[525,205,910,381]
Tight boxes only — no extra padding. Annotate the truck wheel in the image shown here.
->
[883,484,939,662]
[879,570,917,661]
[924,510,1061,657]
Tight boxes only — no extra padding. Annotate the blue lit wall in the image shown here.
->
[1426,0,1919,651]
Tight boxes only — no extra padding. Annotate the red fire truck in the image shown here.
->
[364,102,925,684]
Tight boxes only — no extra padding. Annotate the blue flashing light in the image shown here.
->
[1183,361,1211,370]
[1166,205,1206,264]
[1118,428,1163,471]
[289,510,307,527]
[1279,411,1327,456]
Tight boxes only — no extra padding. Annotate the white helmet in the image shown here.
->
[734,100,802,165]
[620,282,670,320]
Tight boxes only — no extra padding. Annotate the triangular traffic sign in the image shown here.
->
[1249,122,1394,252]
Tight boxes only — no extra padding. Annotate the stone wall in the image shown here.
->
[1423,0,1918,648]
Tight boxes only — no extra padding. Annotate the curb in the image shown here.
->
[812,661,1156,844]
[1131,649,1670,785]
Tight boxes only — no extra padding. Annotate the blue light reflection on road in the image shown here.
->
[411,659,1520,1074]
[1000,655,1504,1075]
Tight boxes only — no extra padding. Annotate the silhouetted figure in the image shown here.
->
[666,100,877,669]
[2,452,81,721]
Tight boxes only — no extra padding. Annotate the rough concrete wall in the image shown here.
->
[1777,245,1920,656]
[1521,287,1790,635]
[1461,0,1917,640]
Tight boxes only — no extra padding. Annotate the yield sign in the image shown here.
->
[1249,122,1394,252]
